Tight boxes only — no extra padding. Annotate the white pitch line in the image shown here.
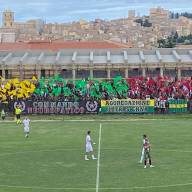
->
[1,182,192,191]
[100,182,192,190]
[0,184,95,190]
[96,123,102,192]
[0,118,186,123]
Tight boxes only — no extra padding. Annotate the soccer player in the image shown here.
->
[143,134,154,168]
[15,105,22,124]
[23,117,30,138]
[1,109,5,120]
[85,130,97,161]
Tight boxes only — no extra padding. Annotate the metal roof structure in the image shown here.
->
[0,48,192,67]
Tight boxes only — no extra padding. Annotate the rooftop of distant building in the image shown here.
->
[0,40,132,51]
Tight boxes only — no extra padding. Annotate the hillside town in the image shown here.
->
[1,7,192,48]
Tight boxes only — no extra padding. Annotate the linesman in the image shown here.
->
[15,105,22,124]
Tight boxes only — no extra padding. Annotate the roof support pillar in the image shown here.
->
[107,51,111,63]
[55,51,61,64]
[139,51,145,63]
[19,65,23,80]
[90,51,94,62]
[2,53,12,65]
[72,68,76,81]
[72,52,77,63]
[160,67,164,77]
[125,68,128,78]
[37,52,44,64]
[142,68,146,78]
[177,68,181,80]
[90,68,93,79]
[156,50,162,62]
[37,69,41,79]
[172,50,181,62]
[107,68,111,79]
[1,68,5,79]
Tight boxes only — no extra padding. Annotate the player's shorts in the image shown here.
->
[24,127,29,133]
[86,144,93,153]
[16,114,20,119]
[144,150,151,160]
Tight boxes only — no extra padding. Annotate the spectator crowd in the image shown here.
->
[126,76,192,100]
[0,75,192,103]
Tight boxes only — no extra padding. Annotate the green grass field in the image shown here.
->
[0,115,192,192]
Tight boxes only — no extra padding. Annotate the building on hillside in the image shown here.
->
[2,10,14,28]
[175,16,192,36]
[2,10,44,41]
[128,10,136,19]
[0,33,16,43]
[149,7,170,22]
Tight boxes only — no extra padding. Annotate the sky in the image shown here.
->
[1,0,192,24]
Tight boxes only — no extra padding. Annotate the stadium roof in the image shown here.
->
[0,41,130,51]
[0,48,192,66]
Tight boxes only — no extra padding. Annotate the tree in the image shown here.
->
[157,39,166,48]
[173,31,179,40]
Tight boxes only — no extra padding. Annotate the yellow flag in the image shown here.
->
[5,83,11,90]
[32,76,37,81]
[13,78,20,86]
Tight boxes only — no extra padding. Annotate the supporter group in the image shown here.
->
[0,75,192,103]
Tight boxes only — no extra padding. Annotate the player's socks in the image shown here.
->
[85,155,89,160]
[144,160,147,167]
[149,159,152,165]
[92,155,97,160]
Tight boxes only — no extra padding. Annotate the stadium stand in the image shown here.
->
[0,75,191,102]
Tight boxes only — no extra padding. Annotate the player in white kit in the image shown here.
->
[85,130,97,160]
[23,117,30,138]
[139,135,148,163]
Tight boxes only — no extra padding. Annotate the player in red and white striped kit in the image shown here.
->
[143,134,154,168]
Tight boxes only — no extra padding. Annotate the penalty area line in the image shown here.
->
[1,182,192,191]
[0,184,95,190]
[101,182,192,190]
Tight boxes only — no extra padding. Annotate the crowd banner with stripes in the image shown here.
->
[100,99,155,114]
[168,100,188,113]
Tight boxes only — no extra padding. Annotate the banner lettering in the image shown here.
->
[12,100,99,114]
[101,99,154,114]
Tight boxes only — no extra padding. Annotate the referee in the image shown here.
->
[15,105,22,124]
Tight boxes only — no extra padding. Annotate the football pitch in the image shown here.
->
[0,115,192,192]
